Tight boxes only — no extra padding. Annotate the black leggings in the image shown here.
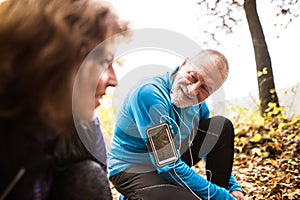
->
[110,116,235,200]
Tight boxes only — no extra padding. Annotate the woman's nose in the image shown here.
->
[108,67,118,87]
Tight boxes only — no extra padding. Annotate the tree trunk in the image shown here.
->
[244,0,280,115]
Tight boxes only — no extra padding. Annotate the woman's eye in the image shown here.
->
[99,54,114,67]
[100,59,111,67]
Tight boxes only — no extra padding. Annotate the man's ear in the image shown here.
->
[180,58,189,68]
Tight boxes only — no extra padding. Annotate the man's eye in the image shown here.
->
[188,72,197,83]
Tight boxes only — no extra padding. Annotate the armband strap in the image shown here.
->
[145,141,153,152]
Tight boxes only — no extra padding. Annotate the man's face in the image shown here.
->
[171,58,225,108]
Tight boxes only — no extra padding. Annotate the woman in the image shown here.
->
[0,0,129,199]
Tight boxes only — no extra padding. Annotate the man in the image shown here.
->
[108,50,245,200]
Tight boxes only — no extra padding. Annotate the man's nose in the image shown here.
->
[189,81,202,95]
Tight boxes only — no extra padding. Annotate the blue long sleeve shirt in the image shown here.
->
[108,67,242,199]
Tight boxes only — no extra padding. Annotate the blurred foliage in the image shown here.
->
[96,94,115,146]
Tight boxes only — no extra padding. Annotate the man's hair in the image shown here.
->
[206,49,229,80]
[0,0,129,134]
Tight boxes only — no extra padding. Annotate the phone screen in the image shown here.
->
[147,123,178,167]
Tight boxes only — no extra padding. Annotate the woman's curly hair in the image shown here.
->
[0,0,129,135]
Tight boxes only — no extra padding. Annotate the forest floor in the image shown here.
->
[110,116,300,200]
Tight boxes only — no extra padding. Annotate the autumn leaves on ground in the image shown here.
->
[100,104,300,199]
[229,115,300,199]
[195,115,300,200]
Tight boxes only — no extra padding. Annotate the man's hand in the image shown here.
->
[231,190,246,200]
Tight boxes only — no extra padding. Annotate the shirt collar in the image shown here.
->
[166,66,180,91]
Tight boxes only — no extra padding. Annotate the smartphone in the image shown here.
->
[146,123,178,167]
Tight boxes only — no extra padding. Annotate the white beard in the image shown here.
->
[170,84,199,108]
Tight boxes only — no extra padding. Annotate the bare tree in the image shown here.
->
[197,0,299,116]
[244,0,280,115]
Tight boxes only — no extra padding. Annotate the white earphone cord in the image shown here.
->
[159,103,212,200]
